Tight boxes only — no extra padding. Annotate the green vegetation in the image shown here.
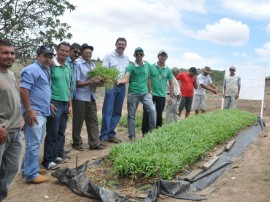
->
[1,0,75,62]
[109,109,256,180]
[88,63,120,89]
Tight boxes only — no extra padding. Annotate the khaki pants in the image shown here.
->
[165,95,180,124]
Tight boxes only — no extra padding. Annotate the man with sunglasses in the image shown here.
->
[100,38,130,143]
[20,45,55,183]
[117,47,156,140]
[141,50,174,135]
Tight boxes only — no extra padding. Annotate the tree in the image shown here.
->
[0,0,76,62]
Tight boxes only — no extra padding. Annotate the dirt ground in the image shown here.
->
[6,83,270,202]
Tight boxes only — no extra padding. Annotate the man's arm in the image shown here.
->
[200,83,217,94]
[117,73,130,85]
[19,87,38,126]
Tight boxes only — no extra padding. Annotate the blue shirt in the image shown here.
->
[19,60,51,116]
[67,56,78,99]
[74,58,97,102]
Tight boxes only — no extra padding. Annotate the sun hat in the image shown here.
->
[202,66,212,73]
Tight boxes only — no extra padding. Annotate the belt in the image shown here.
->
[51,99,68,103]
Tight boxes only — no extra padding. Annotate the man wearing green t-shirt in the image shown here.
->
[42,42,71,170]
[142,50,174,135]
[117,47,156,140]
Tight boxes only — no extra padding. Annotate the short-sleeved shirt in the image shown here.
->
[176,72,196,97]
[102,50,130,79]
[223,75,241,96]
[51,58,71,102]
[20,60,51,116]
[150,63,173,97]
[194,73,212,95]
[74,59,97,102]
[0,70,21,132]
[126,62,150,94]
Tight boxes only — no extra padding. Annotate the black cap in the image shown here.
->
[189,67,197,75]
[81,43,94,51]
[37,45,55,55]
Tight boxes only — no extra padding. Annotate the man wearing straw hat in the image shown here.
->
[193,66,217,114]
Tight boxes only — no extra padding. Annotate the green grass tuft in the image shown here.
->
[109,109,257,180]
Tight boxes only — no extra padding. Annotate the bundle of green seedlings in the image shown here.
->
[109,109,257,180]
[87,63,120,89]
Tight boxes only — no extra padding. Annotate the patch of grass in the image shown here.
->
[109,109,257,180]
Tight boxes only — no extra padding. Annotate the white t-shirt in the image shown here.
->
[223,75,241,96]
[194,73,212,95]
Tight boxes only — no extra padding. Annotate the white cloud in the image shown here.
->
[232,52,248,58]
[146,0,206,13]
[221,0,270,19]
[194,18,249,46]
[265,23,270,35]
[255,42,270,60]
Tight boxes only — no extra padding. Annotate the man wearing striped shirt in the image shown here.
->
[100,38,130,143]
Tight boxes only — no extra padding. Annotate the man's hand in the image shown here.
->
[20,116,25,131]
[0,127,7,145]
[68,105,72,115]
[211,89,217,94]
[235,92,239,99]
[26,110,38,127]
[168,97,173,105]
[50,103,57,117]
[90,76,103,85]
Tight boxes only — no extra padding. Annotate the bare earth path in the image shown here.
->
[6,85,270,202]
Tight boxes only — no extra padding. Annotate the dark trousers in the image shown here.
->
[72,99,100,147]
[43,100,68,167]
[142,95,165,134]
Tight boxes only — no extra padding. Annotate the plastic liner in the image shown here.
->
[52,120,262,202]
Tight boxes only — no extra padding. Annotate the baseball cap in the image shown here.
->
[134,47,144,53]
[229,66,236,70]
[158,50,168,56]
[37,45,55,55]
[81,43,94,51]
[189,67,198,75]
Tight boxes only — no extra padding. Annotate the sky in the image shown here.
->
[61,0,270,76]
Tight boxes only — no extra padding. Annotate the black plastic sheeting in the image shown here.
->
[52,120,263,202]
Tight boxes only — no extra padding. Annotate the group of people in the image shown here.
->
[0,37,241,200]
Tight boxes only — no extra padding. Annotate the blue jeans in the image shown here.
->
[127,93,156,138]
[100,84,125,140]
[42,100,68,168]
[0,130,22,201]
[21,112,46,181]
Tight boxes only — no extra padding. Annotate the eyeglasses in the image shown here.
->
[136,53,143,56]
[73,50,81,55]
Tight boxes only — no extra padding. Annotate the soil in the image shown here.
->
[6,83,270,202]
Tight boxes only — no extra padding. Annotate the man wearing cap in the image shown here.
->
[100,38,130,143]
[142,50,174,134]
[117,47,156,140]
[176,67,198,118]
[193,66,217,114]
[166,67,181,123]
[71,43,106,151]
[223,66,241,109]
[42,42,71,170]
[20,45,55,183]
[0,39,22,200]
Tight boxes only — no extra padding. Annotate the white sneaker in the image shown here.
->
[55,157,68,164]
[46,162,60,170]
